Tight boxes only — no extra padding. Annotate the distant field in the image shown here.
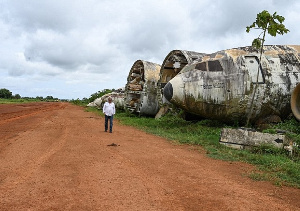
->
[0,99,41,104]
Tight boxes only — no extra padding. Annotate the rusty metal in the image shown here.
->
[163,45,300,124]
[124,60,161,116]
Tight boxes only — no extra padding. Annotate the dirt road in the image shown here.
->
[0,102,299,210]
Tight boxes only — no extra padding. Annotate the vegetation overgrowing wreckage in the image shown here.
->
[245,10,290,126]
[2,10,300,188]
[80,10,300,188]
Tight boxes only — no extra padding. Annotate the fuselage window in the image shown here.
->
[195,62,207,71]
[208,60,223,72]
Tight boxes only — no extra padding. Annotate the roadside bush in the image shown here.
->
[0,88,12,99]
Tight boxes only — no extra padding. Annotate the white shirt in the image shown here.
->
[103,102,115,116]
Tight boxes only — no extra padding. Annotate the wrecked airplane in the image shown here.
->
[157,50,207,105]
[291,81,300,121]
[163,45,300,124]
[124,60,161,116]
[88,89,125,110]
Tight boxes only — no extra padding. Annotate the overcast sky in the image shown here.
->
[1,0,299,99]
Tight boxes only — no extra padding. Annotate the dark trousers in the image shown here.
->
[105,115,113,132]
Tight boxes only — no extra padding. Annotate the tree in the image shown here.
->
[0,88,13,99]
[245,10,289,126]
[88,89,113,102]
[36,96,44,101]
[246,10,289,50]
[14,94,21,99]
[45,96,54,101]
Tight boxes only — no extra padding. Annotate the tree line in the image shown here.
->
[0,88,59,101]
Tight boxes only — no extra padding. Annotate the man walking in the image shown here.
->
[102,96,115,133]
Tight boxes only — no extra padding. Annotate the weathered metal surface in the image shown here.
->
[163,45,300,124]
[157,50,208,105]
[89,89,125,110]
[124,60,161,116]
[87,101,96,107]
[220,128,291,150]
[291,83,300,121]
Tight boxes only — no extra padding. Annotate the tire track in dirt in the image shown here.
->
[102,128,300,211]
[0,104,67,186]
[0,103,66,151]
[102,145,174,209]
[0,102,65,125]
[0,103,299,211]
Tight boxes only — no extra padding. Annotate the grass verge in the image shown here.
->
[0,98,42,104]
[86,107,300,188]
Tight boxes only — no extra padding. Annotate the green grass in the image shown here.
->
[0,98,42,104]
[70,99,90,106]
[86,107,300,188]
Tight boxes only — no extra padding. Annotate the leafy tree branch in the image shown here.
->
[245,10,289,126]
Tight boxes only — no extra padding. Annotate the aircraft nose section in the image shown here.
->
[163,82,173,102]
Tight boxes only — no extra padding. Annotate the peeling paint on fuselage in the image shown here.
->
[165,45,300,124]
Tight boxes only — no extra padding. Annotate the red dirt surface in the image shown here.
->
[0,102,299,211]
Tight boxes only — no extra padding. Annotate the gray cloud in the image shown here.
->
[2,0,78,32]
[0,0,299,99]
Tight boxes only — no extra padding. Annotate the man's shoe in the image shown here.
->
[109,131,112,133]
[105,130,107,132]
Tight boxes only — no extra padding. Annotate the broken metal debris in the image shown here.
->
[220,128,288,149]
[220,128,295,155]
